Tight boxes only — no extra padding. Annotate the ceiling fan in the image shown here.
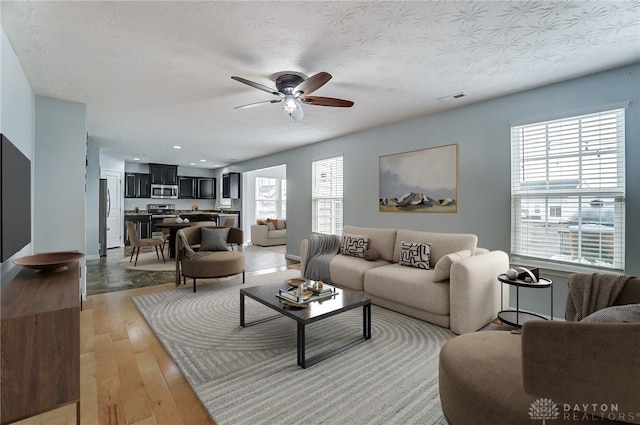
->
[230,71,354,121]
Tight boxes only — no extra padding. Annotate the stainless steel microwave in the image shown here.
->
[151,184,178,199]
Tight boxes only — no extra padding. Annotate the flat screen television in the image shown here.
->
[1,133,31,262]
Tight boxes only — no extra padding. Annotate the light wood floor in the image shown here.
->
[16,264,299,425]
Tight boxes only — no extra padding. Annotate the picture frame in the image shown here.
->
[379,143,458,213]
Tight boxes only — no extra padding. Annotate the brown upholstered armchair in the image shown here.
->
[175,225,245,292]
[439,275,640,424]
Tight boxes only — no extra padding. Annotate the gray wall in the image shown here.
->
[0,27,35,286]
[218,63,640,319]
[34,95,87,295]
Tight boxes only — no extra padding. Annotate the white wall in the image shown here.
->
[0,26,35,286]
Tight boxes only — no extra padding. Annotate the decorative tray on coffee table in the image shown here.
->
[276,284,338,307]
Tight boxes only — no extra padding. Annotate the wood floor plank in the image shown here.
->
[80,352,99,425]
[135,351,186,425]
[112,338,155,424]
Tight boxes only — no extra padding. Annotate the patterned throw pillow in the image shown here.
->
[399,241,431,269]
[342,233,369,258]
[200,227,230,252]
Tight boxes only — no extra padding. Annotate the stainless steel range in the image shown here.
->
[147,203,177,232]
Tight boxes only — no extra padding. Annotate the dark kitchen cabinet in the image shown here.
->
[125,173,151,198]
[150,164,178,185]
[197,177,216,199]
[178,176,197,198]
[124,215,151,245]
[222,172,240,199]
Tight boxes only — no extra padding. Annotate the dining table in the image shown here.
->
[155,222,194,259]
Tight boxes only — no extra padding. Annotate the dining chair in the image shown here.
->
[125,221,165,266]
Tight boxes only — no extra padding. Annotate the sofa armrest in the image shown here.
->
[251,224,269,245]
[522,321,640,423]
[449,250,509,334]
[300,238,309,277]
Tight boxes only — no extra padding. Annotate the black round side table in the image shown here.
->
[497,273,553,328]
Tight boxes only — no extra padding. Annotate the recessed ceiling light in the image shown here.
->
[173,145,182,149]
[190,162,196,166]
[200,159,206,162]
[133,156,141,161]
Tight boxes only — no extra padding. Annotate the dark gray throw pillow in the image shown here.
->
[580,304,640,323]
[200,227,230,252]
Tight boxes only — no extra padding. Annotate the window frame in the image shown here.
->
[312,155,343,235]
[510,105,626,272]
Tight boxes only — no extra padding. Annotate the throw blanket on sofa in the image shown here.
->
[175,231,209,286]
[565,273,633,321]
[304,234,340,284]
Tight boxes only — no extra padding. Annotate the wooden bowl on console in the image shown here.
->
[14,251,85,272]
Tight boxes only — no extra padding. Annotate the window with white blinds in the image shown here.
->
[312,156,343,235]
[510,107,625,271]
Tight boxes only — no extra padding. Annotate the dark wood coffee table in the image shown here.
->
[240,279,371,368]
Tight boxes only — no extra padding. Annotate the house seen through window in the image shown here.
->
[510,105,626,271]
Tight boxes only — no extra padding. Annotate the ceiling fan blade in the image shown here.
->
[294,72,332,96]
[231,76,280,96]
[234,99,281,110]
[301,96,354,107]
[290,104,304,121]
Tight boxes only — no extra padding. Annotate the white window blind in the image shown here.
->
[312,156,343,235]
[511,107,625,271]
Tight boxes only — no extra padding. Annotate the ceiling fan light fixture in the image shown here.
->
[282,96,298,114]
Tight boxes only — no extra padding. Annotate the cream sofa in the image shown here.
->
[300,225,509,334]
[251,220,286,246]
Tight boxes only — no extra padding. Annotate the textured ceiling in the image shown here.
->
[2,1,639,168]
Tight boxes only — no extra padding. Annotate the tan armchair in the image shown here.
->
[439,275,640,424]
[176,225,245,292]
[125,221,165,266]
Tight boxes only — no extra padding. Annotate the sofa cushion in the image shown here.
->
[200,227,230,252]
[433,249,472,282]
[341,233,369,258]
[365,264,450,315]
[267,218,279,229]
[330,254,389,292]
[393,230,477,266]
[580,304,640,323]
[399,241,431,269]
[277,219,286,230]
[343,226,397,262]
[266,221,276,231]
[268,229,286,239]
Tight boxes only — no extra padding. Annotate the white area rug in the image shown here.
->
[132,270,452,425]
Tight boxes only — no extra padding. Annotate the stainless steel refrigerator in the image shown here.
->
[99,178,108,257]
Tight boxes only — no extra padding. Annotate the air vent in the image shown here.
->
[437,92,467,101]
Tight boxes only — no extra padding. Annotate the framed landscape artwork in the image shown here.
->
[379,143,458,213]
